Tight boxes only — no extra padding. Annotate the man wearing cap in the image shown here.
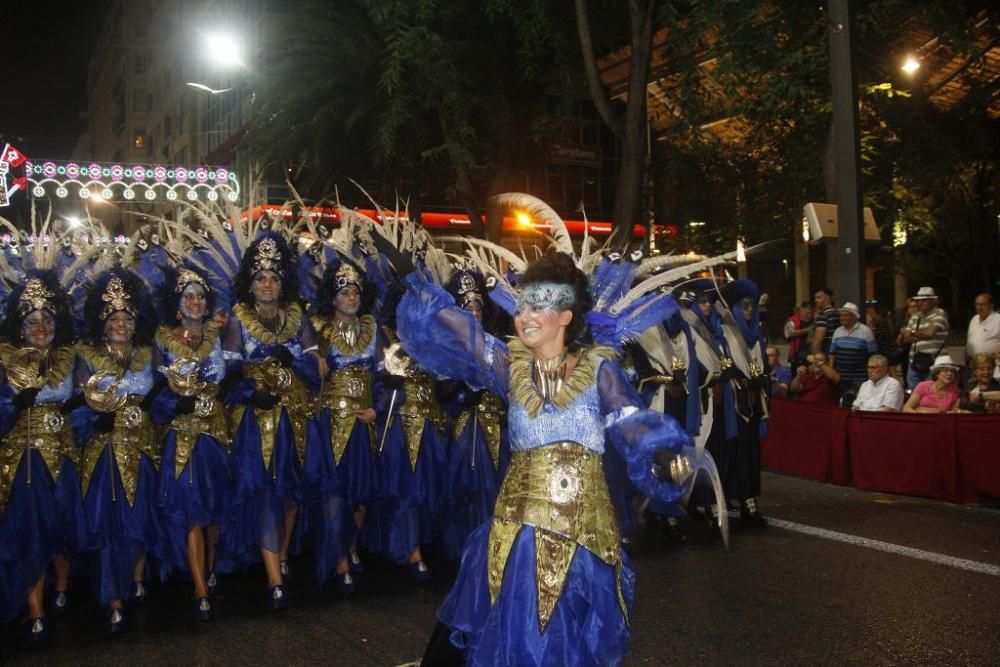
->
[899,287,950,390]
[829,302,877,402]
[966,293,1000,361]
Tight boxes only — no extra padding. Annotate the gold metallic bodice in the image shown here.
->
[167,383,231,479]
[233,359,310,470]
[453,391,505,470]
[397,371,446,471]
[487,441,626,632]
[319,366,374,464]
[0,404,76,516]
[80,396,159,506]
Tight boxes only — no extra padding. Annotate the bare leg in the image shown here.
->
[409,547,423,564]
[279,505,298,561]
[27,576,45,618]
[52,553,70,592]
[206,524,219,572]
[188,527,209,598]
[133,553,146,583]
[352,504,366,550]
[261,548,283,587]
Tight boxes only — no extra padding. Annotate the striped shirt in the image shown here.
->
[831,322,877,385]
[907,307,949,361]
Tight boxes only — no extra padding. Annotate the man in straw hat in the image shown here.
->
[898,287,949,390]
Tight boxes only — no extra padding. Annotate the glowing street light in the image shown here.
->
[515,211,533,229]
[203,32,244,69]
[901,55,920,75]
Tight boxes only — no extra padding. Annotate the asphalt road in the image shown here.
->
[3,471,998,666]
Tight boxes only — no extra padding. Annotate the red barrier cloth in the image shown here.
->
[762,398,1000,503]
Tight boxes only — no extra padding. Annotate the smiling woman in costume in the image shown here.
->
[150,266,234,621]
[222,232,318,610]
[393,251,689,666]
[0,270,82,643]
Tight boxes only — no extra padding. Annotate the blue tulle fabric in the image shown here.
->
[80,447,163,605]
[367,416,446,564]
[439,415,508,560]
[156,430,231,577]
[0,453,85,622]
[438,522,636,667]
[398,274,507,395]
[218,406,302,569]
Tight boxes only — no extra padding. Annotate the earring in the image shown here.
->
[176,310,183,322]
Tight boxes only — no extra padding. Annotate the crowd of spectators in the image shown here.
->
[775,286,1000,414]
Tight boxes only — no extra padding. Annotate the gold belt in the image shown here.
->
[488,441,626,632]
[320,367,374,464]
[81,396,159,506]
[453,391,504,470]
[239,362,309,470]
[0,404,75,517]
[169,383,231,479]
[395,372,445,470]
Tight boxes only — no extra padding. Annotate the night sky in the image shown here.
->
[1,1,112,159]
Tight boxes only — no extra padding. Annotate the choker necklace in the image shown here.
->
[533,351,569,402]
[255,305,284,335]
[335,318,360,348]
[106,343,134,370]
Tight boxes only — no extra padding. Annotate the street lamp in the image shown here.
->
[901,55,921,75]
[203,32,245,69]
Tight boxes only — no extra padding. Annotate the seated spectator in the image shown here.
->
[903,355,961,413]
[851,354,904,412]
[784,301,813,367]
[789,352,841,405]
[830,302,877,397]
[766,345,791,398]
[958,353,1000,413]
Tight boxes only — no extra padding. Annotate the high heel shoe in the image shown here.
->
[108,607,126,634]
[206,571,218,595]
[279,560,292,583]
[334,571,356,594]
[349,548,364,573]
[130,581,147,604]
[193,596,213,622]
[50,590,70,615]
[269,584,288,611]
[407,559,431,583]
[24,617,49,645]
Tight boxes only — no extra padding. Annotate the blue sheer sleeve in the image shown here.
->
[397,274,508,396]
[0,385,17,437]
[599,360,689,505]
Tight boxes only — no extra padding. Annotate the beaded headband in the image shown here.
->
[515,282,575,313]
[99,275,137,320]
[17,278,55,317]
[251,237,284,277]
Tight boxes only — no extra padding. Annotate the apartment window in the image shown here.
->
[134,131,146,150]
[134,53,150,75]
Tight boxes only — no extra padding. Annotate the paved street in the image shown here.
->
[3,471,998,666]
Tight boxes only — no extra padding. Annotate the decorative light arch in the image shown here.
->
[25,160,241,204]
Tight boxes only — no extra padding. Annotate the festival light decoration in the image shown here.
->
[0,144,29,207]
[25,160,240,204]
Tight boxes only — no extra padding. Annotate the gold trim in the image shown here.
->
[313,314,376,357]
[77,344,152,376]
[233,302,303,344]
[0,404,75,514]
[155,322,221,361]
[506,340,617,418]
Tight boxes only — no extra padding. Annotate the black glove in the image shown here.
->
[462,389,485,408]
[670,368,687,385]
[218,367,245,400]
[13,388,40,411]
[652,449,674,481]
[252,390,279,410]
[719,366,741,383]
[382,374,405,391]
[62,392,87,413]
[140,380,166,412]
[175,395,197,415]
[370,233,415,278]
[272,346,294,369]
[94,411,116,433]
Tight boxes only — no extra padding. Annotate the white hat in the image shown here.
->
[912,286,937,300]
[839,302,860,318]
[931,355,959,371]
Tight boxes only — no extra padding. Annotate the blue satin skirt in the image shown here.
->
[0,453,85,622]
[438,522,636,667]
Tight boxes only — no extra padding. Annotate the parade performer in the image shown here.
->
[223,232,317,610]
[438,267,509,560]
[0,271,83,642]
[75,269,161,632]
[304,255,380,592]
[150,266,233,621]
